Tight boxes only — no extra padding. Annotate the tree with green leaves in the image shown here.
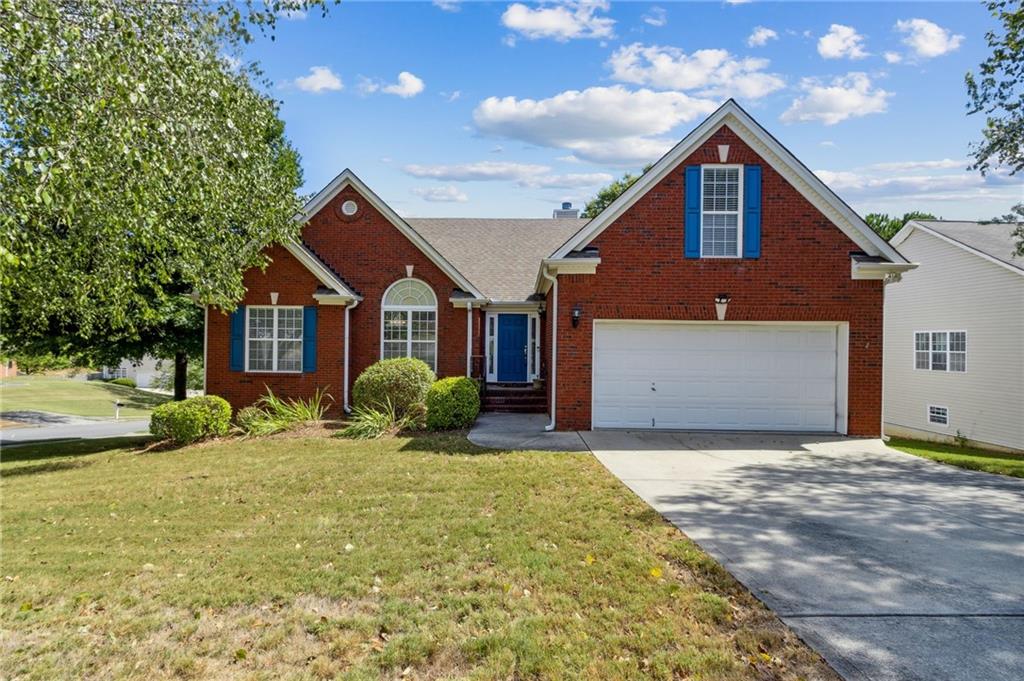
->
[864,211,938,241]
[1,0,330,398]
[966,0,1023,175]
[984,202,1024,257]
[582,164,653,218]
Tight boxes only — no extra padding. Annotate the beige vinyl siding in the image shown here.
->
[884,229,1024,450]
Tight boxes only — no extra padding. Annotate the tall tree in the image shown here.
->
[864,211,938,241]
[984,202,1024,257]
[581,165,653,218]
[966,0,1024,175]
[0,0,325,398]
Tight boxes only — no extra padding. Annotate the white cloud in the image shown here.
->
[895,18,964,58]
[473,85,719,164]
[725,0,752,5]
[642,6,667,27]
[441,90,462,102]
[501,1,615,42]
[815,167,1017,204]
[294,66,343,94]
[819,140,837,147]
[781,72,889,125]
[817,24,869,59]
[867,158,966,172]
[433,0,461,11]
[413,185,469,202]
[402,161,611,189]
[360,72,425,98]
[747,26,778,47]
[883,51,903,64]
[607,43,784,99]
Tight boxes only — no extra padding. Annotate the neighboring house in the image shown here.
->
[101,356,161,388]
[885,220,1023,452]
[0,358,16,378]
[206,100,914,434]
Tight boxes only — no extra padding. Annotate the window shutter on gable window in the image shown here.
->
[684,165,701,259]
[229,307,245,372]
[302,306,317,373]
[743,164,761,259]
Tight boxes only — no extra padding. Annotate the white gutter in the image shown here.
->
[540,266,558,431]
[343,299,360,413]
[466,304,474,377]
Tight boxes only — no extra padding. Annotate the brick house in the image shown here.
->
[205,100,914,435]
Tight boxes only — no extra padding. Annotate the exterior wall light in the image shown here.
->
[714,294,731,321]
[572,305,582,328]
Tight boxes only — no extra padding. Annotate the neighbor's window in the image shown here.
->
[382,279,437,370]
[247,306,303,372]
[702,165,742,257]
[928,405,949,426]
[914,331,966,372]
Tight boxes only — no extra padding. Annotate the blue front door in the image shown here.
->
[497,314,529,382]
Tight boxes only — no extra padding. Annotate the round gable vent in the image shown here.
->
[340,199,358,217]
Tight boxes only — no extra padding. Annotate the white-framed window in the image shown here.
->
[381,279,437,371]
[701,165,743,258]
[928,405,949,426]
[914,331,966,372]
[246,306,303,372]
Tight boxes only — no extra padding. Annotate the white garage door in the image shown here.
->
[593,323,839,431]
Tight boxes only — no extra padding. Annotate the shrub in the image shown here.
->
[235,387,331,437]
[338,398,418,439]
[108,377,137,388]
[425,377,480,431]
[149,395,231,445]
[352,358,435,417]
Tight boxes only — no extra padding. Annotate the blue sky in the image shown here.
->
[243,1,1022,220]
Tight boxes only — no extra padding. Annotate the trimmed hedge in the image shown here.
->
[108,377,136,388]
[426,376,480,431]
[352,358,435,417]
[150,395,231,445]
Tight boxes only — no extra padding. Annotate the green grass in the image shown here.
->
[0,375,168,419]
[1,434,835,681]
[888,438,1024,478]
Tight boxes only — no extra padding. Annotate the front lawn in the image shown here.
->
[1,434,835,680]
[0,375,168,419]
[888,437,1024,479]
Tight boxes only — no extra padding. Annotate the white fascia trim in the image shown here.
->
[449,297,489,309]
[298,169,487,299]
[483,301,543,312]
[534,257,601,294]
[313,292,357,305]
[893,221,1024,278]
[850,258,918,281]
[551,99,909,265]
[282,241,361,300]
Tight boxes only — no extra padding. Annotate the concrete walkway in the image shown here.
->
[468,413,587,451]
[585,430,1024,681]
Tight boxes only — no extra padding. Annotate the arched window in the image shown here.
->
[381,279,437,370]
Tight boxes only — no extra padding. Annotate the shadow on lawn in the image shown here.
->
[1,435,151,464]
[92,382,170,410]
[398,430,495,456]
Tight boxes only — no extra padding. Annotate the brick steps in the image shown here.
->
[482,384,547,414]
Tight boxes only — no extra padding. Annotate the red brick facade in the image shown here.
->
[206,187,482,415]
[546,124,884,435]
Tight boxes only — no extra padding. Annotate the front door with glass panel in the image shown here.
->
[497,314,528,382]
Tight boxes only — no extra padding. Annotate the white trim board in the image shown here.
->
[551,99,908,265]
[892,221,1024,278]
[282,241,361,300]
[298,169,487,299]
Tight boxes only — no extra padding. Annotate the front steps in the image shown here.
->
[482,383,547,413]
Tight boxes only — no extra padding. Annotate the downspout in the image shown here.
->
[541,266,558,431]
[202,305,208,395]
[465,304,474,377]
[344,299,359,413]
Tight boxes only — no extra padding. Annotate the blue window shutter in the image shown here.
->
[684,165,701,258]
[743,164,762,258]
[229,307,245,372]
[302,306,317,373]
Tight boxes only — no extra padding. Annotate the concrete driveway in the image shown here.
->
[584,431,1024,681]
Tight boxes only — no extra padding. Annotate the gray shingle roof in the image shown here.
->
[914,220,1022,273]
[406,218,589,301]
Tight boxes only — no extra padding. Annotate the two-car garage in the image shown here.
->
[591,322,847,433]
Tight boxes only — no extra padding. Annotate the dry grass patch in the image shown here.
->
[2,434,837,680]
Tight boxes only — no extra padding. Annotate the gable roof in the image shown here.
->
[281,240,361,300]
[551,99,909,264]
[298,169,487,299]
[407,218,587,301]
[892,220,1023,276]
